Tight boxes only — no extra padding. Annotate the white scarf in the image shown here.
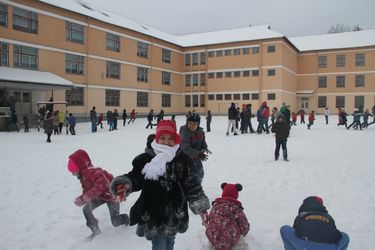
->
[141,141,180,181]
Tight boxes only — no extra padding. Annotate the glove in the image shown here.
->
[115,184,129,202]
[110,175,130,195]
[74,195,85,207]
[199,151,209,161]
[200,210,209,227]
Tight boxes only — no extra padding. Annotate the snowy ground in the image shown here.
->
[0,115,374,250]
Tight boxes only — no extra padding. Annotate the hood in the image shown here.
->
[69,149,93,170]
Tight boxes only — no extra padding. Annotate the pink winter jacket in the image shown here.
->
[206,198,250,250]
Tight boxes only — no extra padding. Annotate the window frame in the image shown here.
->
[267,93,276,100]
[335,96,345,108]
[14,44,39,70]
[0,42,9,66]
[318,76,327,88]
[355,53,365,66]
[192,53,198,65]
[355,74,365,87]
[105,89,120,107]
[336,54,345,67]
[137,41,148,58]
[354,96,364,108]
[106,61,120,79]
[162,48,171,63]
[65,21,84,44]
[162,71,171,85]
[318,56,327,68]
[106,32,120,52]
[0,3,8,27]
[137,91,149,107]
[65,87,84,106]
[336,75,345,88]
[12,7,38,34]
[162,93,171,107]
[267,45,275,53]
[318,96,327,108]
[65,53,84,75]
[137,67,149,82]
[184,95,191,107]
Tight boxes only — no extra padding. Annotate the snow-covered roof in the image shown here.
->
[38,0,283,47]
[0,67,74,89]
[289,29,375,52]
[176,25,284,47]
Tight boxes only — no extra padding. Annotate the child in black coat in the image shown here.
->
[271,115,290,161]
[111,120,210,250]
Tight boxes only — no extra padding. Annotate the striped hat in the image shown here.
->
[155,120,180,144]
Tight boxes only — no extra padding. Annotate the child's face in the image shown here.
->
[158,134,176,147]
[187,121,198,131]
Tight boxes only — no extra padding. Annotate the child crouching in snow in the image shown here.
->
[205,183,250,250]
[68,149,129,240]
[110,120,210,250]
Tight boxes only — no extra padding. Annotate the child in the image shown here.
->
[298,109,305,124]
[291,112,297,126]
[179,113,209,184]
[280,196,350,250]
[271,115,290,161]
[205,183,250,250]
[122,109,127,126]
[23,114,29,132]
[128,109,137,124]
[53,111,59,135]
[68,149,129,240]
[67,113,76,135]
[97,113,104,129]
[44,111,53,142]
[307,111,315,129]
[146,109,154,129]
[206,110,212,132]
[110,120,210,250]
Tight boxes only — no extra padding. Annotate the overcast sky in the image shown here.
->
[79,0,375,37]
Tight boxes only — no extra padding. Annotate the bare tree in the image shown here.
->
[328,24,363,33]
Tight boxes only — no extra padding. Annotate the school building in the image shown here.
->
[0,0,374,118]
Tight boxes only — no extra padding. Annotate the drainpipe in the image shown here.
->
[85,16,90,118]
[258,40,263,107]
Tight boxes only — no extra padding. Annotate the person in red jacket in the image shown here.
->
[291,112,297,125]
[128,109,137,124]
[205,183,250,250]
[298,109,306,124]
[307,111,315,129]
[68,149,129,240]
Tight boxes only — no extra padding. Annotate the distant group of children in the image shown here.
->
[68,112,350,249]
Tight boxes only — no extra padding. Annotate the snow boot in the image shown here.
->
[283,150,288,161]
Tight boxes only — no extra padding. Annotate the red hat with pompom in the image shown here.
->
[221,183,243,200]
[155,120,180,144]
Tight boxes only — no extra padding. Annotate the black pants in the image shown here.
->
[58,123,63,133]
[307,121,314,129]
[300,117,305,124]
[146,120,153,129]
[347,121,362,130]
[46,133,52,142]
[123,118,126,126]
[83,199,128,233]
[128,117,135,124]
[206,121,211,132]
[69,125,76,135]
[325,115,328,125]
[275,139,287,160]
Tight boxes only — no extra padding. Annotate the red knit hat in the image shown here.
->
[155,120,180,144]
[221,183,243,200]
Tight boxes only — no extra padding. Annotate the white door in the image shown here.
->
[300,97,309,112]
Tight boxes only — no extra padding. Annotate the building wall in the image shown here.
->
[0,0,374,117]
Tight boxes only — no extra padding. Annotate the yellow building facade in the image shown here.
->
[0,0,374,117]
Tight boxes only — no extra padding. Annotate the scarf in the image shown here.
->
[141,141,180,181]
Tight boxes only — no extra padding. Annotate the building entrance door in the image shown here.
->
[300,97,309,112]
[10,91,31,116]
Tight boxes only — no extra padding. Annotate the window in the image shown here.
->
[225,72,232,78]
[137,92,148,107]
[106,33,120,52]
[242,48,250,55]
[200,52,206,65]
[106,61,120,79]
[267,69,276,76]
[208,72,215,79]
[336,55,345,67]
[185,95,191,107]
[65,21,84,44]
[137,67,148,82]
[14,45,38,70]
[184,53,190,66]
[354,96,364,108]
[216,50,222,57]
[267,45,275,53]
[234,71,241,77]
[105,89,120,106]
[162,94,171,107]
[243,70,250,77]
[200,73,206,86]
[0,42,8,66]
[318,56,327,68]
[233,94,240,100]
[65,54,84,75]
[318,76,327,88]
[224,49,232,56]
[355,75,365,87]
[162,48,171,63]
[137,42,148,58]
[225,94,231,100]
[233,48,241,56]
[336,75,345,88]
[192,53,198,65]
[22,92,30,103]
[251,93,259,100]
[13,92,21,102]
[252,47,259,54]
[13,7,38,34]
[0,3,7,27]
[216,94,223,100]
[318,96,327,108]
[162,71,171,85]
[65,87,84,106]
[267,93,276,100]
[185,74,191,86]
[242,93,250,100]
[252,70,259,76]
[200,94,205,107]
[192,74,198,86]
[208,51,214,57]
[335,96,345,108]
[355,53,365,66]
[216,72,223,78]
[192,95,198,107]
[208,94,214,100]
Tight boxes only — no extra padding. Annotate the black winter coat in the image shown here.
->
[122,146,210,240]
[228,105,238,120]
[179,125,207,160]
[271,120,290,140]
[293,199,342,244]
